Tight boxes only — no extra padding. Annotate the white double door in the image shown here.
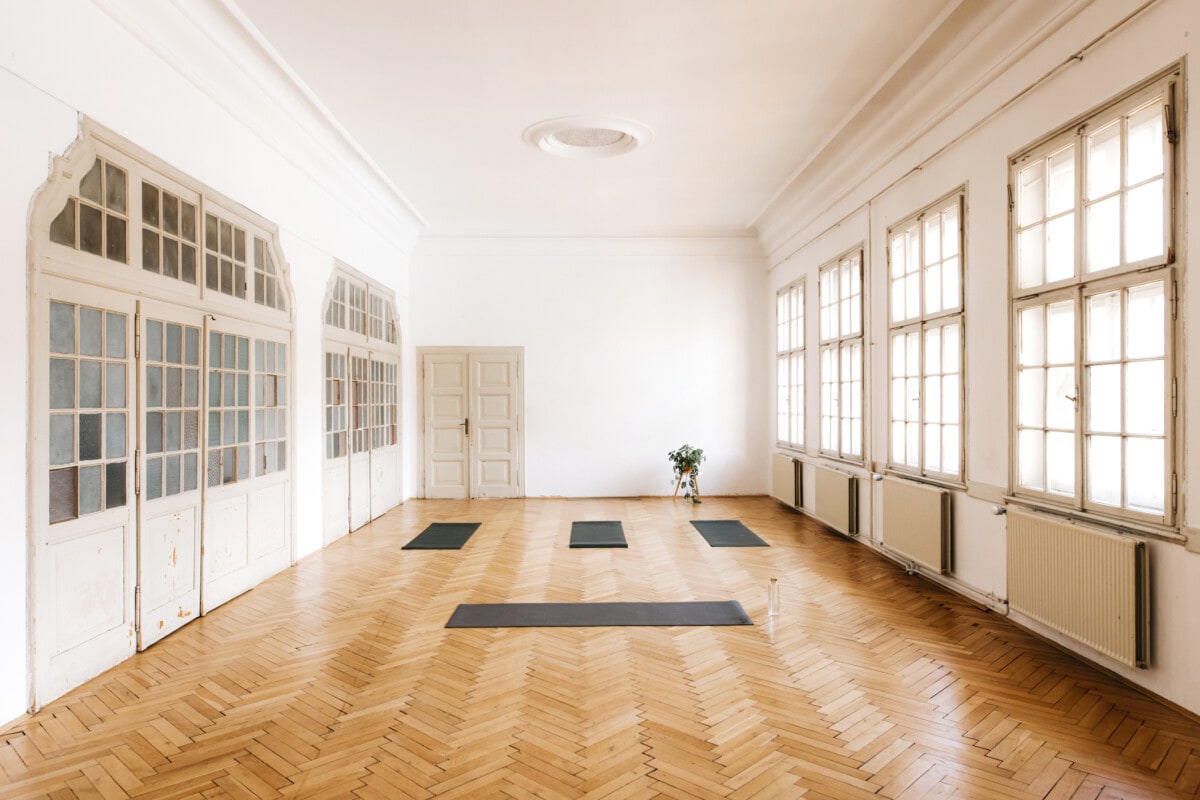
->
[34,286,292,706]
[423,349,523,499]
[322,346,401,544]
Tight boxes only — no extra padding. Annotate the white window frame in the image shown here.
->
[1009,68,1179,530]
[887,191,965,481]
[818,249,864,461]
[776,279,804,449]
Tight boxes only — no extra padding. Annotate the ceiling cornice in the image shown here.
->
[86,0,426,250]
[414,234,766,260]
[754,0,1101,263]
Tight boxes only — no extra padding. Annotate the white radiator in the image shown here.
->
[1007,508,1148,668]
[770,453,798,508]
[882,477,950,573]
[813,464,857,535]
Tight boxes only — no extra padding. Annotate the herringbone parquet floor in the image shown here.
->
[3,497,1199,799]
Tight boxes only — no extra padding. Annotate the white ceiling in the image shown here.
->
[232,0,959,237]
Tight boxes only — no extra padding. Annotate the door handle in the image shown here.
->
[463,417,470,436]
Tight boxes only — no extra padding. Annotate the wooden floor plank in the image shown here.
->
[2,497,1199,799]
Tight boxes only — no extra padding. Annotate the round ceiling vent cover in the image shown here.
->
[524,116,652,158]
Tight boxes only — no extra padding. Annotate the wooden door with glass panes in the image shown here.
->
[322,350,350,543]
[37,281,137,702]
[348,350,372,529]
[370,356,401,516]
[137,302,204,648]
[250,333,290,585]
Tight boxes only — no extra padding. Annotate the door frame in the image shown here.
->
[418,346,525,499]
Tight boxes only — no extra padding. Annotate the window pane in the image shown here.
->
[106,412,126,459]
[942,205,959,257]
[925,375,941,424]
[79,465,101,515]
[1046,367,1076,430]
[1126,102,1164,185]
[105,163,126,214]
[923,216,940,264]
[1046,301,1074,365]
[1046,146,1075,216]
[1087,435,1121,506]
[1045,431,1075,496]
[924,424,941,473]
[1126,437,1164,514]
[942,323,960,373]
[1019,429,1045,491]
[78,414,101,460]
[942,424,960,476]
[942,257,959,311]
[50,302,75,354]
[1126,281,1164,358]
[1018,369,1045,427]
[49,467,78,523]
[146,457,162,500]
[1086,121,1120,200]
[50,359,75,409]
[1085,197,1120,273]
[106,313,125,359]
[1017,163,1044,227]
[1018,226,1044,288]
[79,308,103,357]
[1086,291,1121,361]
[49,415,74,466]
[1019,307,1044,366]
[1125,360,1164,436]
[1086,364,1121,433]
[79,360,101,408]
[1045,213,1075,283]
[1124,179,1163,262]
[942,374,959,424]
[105,462,125,509]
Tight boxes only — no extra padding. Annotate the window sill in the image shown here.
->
[881,468,966,493]
[1002,495,1185,545]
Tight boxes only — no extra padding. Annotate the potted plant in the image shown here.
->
[668,444,705,503]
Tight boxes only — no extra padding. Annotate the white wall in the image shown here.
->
[0,0,420,724]
[764,0,1200,714]
[412,237,769,497]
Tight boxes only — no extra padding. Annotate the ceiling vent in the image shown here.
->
[524,116,652,158]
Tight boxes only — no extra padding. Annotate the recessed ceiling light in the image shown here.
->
[524,116,652,158]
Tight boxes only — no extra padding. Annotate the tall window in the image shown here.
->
[819,250,863,460]
[888,193,964,479]
[1011,70,1177,523]
[776,280,804,448]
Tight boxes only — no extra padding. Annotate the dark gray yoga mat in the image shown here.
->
[401,522,482,550]
[570,521,628,548]
[690,520,769,547]
[446,601,752,628]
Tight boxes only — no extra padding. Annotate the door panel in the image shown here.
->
[349,352,371,529]
[36,282,137,703]
[201,324,254,612]
[471,352,520,498]
[421,349,522,499]
[138,306,203,648]
[322,350,349,544]
[424,354,469,499]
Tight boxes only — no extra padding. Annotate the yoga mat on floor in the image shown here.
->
[570,521,628,548]
[690,520,769,547]
[446,601,752,628]
[401,522,482,550]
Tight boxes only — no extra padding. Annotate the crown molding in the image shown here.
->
[414,233,766,260]
[85,0,425,253]
[754,0,1100,264]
